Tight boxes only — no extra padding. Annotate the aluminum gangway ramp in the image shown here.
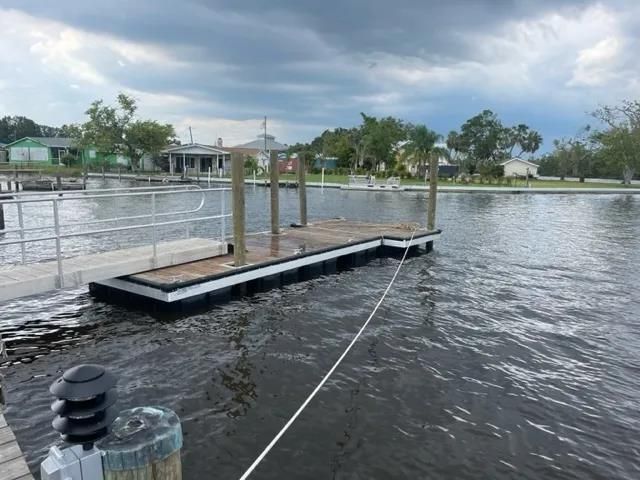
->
[0,238,227,302]
[0,185,231,302]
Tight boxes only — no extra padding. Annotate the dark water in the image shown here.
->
[1,182,639,479]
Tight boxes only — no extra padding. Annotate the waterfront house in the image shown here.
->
[162,143,231,176]
[225,134,288,171]
[5,137,128,167]
[501,158,539,177]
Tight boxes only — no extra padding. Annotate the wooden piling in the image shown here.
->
[56,174,62,192]
[97,406,182,480]
[231,153,246,266]
[0,185,5,231]
[298,155,307,226]
[270,151,279,234]
[427,154,438,231]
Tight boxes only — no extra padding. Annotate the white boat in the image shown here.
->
[340,175,406,191]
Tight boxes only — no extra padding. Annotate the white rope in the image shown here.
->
[238,230,417,480]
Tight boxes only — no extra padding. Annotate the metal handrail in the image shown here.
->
[6,184,200,198]
[0,185,208,236]
[0,186,231,288]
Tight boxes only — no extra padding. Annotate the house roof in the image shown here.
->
[232,134,287,151]
[5,137,75,148]
[500,157,539,168]
[162,143,229,155]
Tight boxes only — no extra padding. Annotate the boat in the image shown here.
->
[340,175,406,191]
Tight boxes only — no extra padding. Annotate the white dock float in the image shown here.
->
[0,239,227,302]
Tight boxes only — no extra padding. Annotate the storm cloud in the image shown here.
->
[0,0,638,146]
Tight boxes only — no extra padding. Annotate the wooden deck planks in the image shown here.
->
[0,411,33,480]
[128,220,429,289]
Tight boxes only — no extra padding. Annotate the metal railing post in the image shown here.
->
[17,203,26,264]
[151,193,157,267]
[52,199,64,288]
[220,189,226,242]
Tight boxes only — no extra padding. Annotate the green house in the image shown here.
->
[5,137,128,167]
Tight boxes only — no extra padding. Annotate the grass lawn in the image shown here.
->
[271,173,633,189]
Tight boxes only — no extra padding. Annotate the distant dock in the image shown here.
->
[90,219,441,308]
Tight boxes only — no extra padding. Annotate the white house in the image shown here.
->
[162,143,231,176]
[501,158,539,177]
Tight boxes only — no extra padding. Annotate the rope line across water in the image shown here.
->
[238,229,417,480]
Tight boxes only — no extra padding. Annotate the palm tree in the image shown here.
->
[402,124,441,176]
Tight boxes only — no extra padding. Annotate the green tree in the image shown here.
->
[402,124,440,176]
[359,113,406,171]
[506,124,543,157]
[591,101,640,184]
[0,116,44,142]
[76,93,175,171]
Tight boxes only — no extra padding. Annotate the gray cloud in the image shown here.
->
[0,0,637,146]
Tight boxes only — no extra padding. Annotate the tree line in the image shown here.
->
[539,100,640,183]
[1,94,176,171]
[0,116,76,143]
[289,110,542,177]
[3,95,638,182]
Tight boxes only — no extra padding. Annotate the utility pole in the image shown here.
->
[188,126,194,144]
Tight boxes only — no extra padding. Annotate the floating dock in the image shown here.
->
[91,219,440,308]
[0,408,33,480]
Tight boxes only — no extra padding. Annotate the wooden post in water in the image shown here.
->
[427,154,438,231]
[0,185,5,231]
[270,151,279,234]
[231,152,246,266]
[56,174,62,196]
[298,154,307,226]
[97,406,183,480]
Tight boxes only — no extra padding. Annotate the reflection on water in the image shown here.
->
[1,182,639,479]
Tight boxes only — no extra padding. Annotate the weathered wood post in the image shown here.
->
[231,152,246,266]
[56,174,63,197]
[0,185,5,231]
[427,154,438,231]
[298,154,307,226]
[97,406,183,480]
[270,151,279,234]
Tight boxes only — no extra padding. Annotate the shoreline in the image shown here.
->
[88,173,640,194]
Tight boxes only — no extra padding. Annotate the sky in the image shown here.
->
[0,0,638,150]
